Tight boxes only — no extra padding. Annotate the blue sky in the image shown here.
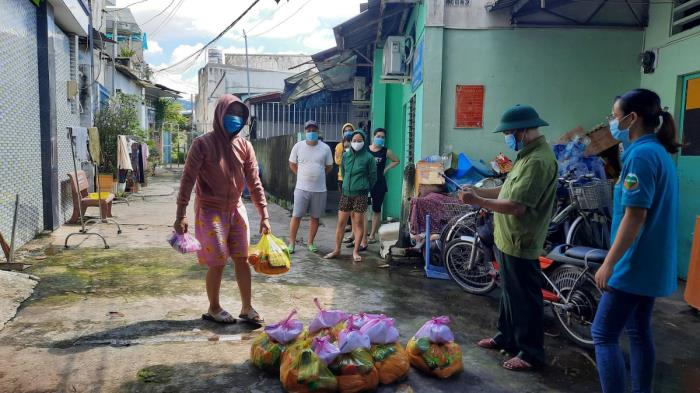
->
[118,0,365,93]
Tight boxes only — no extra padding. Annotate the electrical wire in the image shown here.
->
[149,0,185,37]
[155,0,262,73]
[244,0,290,35]
[105,0,152,12]
[140,0,177,25]
[248,0,315,38]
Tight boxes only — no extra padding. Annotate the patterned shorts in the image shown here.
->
[195,205,250,267]
[339,194,368,213]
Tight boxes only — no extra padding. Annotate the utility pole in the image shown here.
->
[243,29,251,100]
[112,12,118,95]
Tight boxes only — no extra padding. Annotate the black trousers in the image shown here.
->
[493,247,545,366]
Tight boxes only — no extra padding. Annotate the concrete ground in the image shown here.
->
[0,168,699,393]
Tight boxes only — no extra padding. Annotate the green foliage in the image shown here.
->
[119,46,135,58]
[155,98,188,131]
[94,92,141,175]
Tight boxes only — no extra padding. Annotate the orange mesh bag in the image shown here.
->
[250,333,285,373]
[329,349,379,393]
[406,337,463,378]
[369,343,410,385]
[280,338,337,393]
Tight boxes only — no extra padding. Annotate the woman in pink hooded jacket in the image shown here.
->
[174,94,271,324]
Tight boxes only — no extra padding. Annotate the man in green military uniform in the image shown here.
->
[460,105,558,371]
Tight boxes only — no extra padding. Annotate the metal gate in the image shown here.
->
[250,102,356,141]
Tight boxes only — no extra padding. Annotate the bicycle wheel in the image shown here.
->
[443,238,496,295]
[549,266,602,349]
[567,213,611,249]
[438,212,476,251]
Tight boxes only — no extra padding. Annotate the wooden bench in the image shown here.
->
[67,170,114,224]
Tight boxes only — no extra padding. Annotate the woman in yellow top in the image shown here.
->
[335,123,355,191]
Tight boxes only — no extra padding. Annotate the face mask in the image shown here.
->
[374,137,385,147]
[504,132,525,151]
[351,141,364,151]
[223,115,244,135]
[609,118,630,148]
[306,131,318,142]
[343,131,353,139]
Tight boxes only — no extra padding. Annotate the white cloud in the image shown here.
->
[219,45,266,55]
[302,30,336,50]
[145,40,163,54]
[171,43,205,63]
[153,70,198,96]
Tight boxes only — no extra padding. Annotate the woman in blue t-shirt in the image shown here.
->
[592,88,681,393]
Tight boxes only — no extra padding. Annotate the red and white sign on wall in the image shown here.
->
[455,85,485,129]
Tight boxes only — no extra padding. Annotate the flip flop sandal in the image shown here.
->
[358,245,368,252]
[288,243,295,254]
[502,357,534,372]
[307,244,318,253]
[343,236,354,244]
[477,338,501,350]
[353,255,362,262]
[239,310,265,325]
[367,237,378,244]
[202,310,237,324]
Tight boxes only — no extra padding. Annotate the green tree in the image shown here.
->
[94,92,141,175]
[155,98,188,131]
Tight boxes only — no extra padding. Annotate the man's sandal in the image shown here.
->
[502,357,534,372]
[239,309,264,325]
[477,338,501,350]
[202,309,237,324]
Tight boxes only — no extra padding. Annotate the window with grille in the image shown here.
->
[446,0,470,5]
[673,0,700,35]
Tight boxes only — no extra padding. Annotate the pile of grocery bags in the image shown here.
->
[250,298,463,392]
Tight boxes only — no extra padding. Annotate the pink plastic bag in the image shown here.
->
[167,232,202,254]
[360,315,400,345]
[312,336,341,365]
[338,316,371,354]
[348,313,382,329]
[264,310,304,344]
[309,298,348,334]
[414,316,455,344]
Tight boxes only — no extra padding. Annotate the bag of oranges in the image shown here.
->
[250,310,305,373]
[248,234,291,275]
[406,316,463,378]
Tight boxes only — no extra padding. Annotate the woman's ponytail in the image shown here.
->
[657,111,681,154]
[617,88,682,154]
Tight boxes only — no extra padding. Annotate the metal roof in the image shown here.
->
[333,0,417,51]
[487,0,649,28]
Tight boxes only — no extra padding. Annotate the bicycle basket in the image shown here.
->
[569,180,612,210]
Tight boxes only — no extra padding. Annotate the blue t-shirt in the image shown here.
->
[608,134,679,298]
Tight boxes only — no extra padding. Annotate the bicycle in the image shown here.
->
[443,209,604,348]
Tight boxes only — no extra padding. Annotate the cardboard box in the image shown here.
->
[557,124,619,156]
[415,161,444,194]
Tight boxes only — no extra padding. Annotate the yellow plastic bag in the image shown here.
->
[280,337,338,393]
[249,234,291,276]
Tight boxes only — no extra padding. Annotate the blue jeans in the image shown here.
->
[592,287,656,393]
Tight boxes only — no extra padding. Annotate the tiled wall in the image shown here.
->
[0,0,43,247]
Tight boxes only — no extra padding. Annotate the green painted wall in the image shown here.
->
[641,3,700,279]
[370,2,427,219]
[437,28,643,164]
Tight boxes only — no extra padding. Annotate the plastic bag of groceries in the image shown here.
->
[309,298,348,340]
[248,234,291,275]
[329,317,379,393]
[346,312,382,330]
[369,342,410,385]
[167,231,202,253]
[250,310,306,373]
[360,315,399,345]
[406,316,463,378]
[312,336,341,365]
[280,338,338,393]
[360,315,409,385]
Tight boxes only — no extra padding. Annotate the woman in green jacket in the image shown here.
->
[324,130,377,262]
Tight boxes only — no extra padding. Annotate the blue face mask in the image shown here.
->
[373,137,385,147]
[223,115,244,135]
[343,131,353,139]
[609,118,630,149]
[505,132,524,151]
[306,131,319,142]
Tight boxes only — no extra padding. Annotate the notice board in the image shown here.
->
[455,85,484,128]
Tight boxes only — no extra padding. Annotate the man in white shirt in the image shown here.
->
[288,120,334,253]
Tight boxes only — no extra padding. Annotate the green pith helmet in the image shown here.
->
[494,104,549,133]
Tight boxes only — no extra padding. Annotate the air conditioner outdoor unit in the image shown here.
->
[382,36,414,82]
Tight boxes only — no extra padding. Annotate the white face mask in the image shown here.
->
[351,141,364,151]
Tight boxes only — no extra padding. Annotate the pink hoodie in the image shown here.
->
[176,94,268,220]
